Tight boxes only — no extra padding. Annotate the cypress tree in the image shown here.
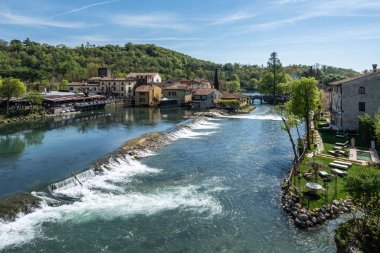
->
[214,68,220,91]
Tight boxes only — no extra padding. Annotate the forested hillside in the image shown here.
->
[0,39,359,90]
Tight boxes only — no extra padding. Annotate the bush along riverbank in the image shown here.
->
[0,110,48,125]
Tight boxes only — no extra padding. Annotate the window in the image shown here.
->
[121,87,123,91]
[358,87,365,94]
[140,98,145,102]
[172,91,176,96]
[359,102,365,112]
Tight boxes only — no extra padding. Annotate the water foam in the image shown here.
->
[165,119,220,141]
[0,156,223,250]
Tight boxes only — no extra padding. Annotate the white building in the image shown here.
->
[126,72,162,85]
[330,65,380,130]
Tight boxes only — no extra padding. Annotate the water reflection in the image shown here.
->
[24,130,44,146]
[0,135,26,157]
[0,106,191,196]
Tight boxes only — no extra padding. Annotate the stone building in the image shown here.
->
[135,84,162,107]
[318,83,332,112]
[330,65,380,130]
[190,88,221,109]
[162,82,192,106]
[98,77,135,98]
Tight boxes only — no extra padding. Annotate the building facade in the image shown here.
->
[330,69,380,130]
[191,88,221,109]
[135,84,162,107]
[126,73,162,86]
[162,83,192,106]
[98,77,136,98]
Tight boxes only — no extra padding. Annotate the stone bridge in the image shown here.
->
[246,94,288,104]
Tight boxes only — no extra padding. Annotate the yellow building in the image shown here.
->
[135,84,162,107]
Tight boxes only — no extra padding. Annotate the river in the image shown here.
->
[0,105,340,252]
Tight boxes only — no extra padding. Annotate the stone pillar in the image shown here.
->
[351,138,355,148]
[371,140,376,149]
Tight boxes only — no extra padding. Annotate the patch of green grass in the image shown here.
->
[239,105,256,113]
[291,155,378,209]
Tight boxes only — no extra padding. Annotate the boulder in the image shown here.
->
[0,192,41,221]
[295,218,307,228]
[311,217,318,224]
[331,205,339,214]
[332,200,340,206]
[298,213,308,221]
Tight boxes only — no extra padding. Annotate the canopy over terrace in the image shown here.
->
[43,94,106,107]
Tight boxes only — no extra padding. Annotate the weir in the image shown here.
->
[47,117,197,193]
[48,169,97,192]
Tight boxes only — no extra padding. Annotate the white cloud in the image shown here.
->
[112,14,188,31]
[51,0,119,18]
[0,12,86,28]
[211,11,256,25]
[123,37,201,41]
[240,0,380,33]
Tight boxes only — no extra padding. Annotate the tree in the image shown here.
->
[286,77,320,150]
[59,79,69,91]
[336,168,380,252]
[214,68,220,91]
[25,90,43,111]
[322,74,346,85]
[375,108,380,142]
[267,52,282,97]
[0,78,27,114]
[258,71,287,95]
[224,74,240,93]
[358,114,375,146]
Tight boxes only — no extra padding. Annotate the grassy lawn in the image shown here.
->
[292,155,380,209]
[239,105,256,113]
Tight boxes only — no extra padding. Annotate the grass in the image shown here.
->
[292,154,380,209]
[239,105,256,113]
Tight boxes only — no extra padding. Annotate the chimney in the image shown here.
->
[372,64,377,73]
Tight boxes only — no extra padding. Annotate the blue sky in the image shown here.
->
[0,0,380,71]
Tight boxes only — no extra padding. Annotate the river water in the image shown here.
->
[0,105,340,252]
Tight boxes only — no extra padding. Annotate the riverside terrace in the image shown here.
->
[43,93,110,112]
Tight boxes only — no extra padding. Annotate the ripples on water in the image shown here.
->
[0,106,338,252]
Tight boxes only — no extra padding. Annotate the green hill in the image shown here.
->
[0,39,359,90]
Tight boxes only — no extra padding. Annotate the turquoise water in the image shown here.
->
[0,106,340,252]
[356,150,372,161]
[0,106,190,196]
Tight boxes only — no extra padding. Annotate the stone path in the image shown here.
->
[306,121,324,158]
